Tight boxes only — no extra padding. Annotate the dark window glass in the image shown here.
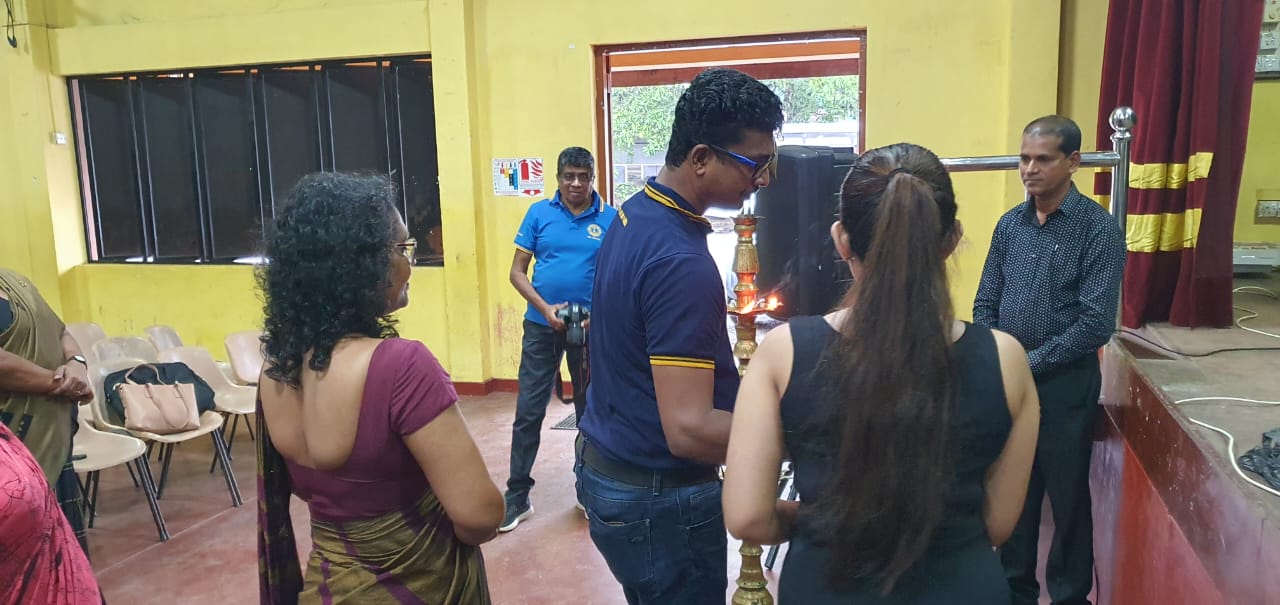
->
[72,55,438,264]
[195,73,261,259]
[326,63,389,174]
[393,61,442,265]
[81,79,145,259]
[139,77,202,259]
[262,68,323,212]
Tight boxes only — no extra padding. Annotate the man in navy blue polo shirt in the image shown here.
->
[576,68,783,603]
[500,147,617,533]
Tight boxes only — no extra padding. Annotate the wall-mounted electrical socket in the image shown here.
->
[1258,191,1280,222]
[52,132,68,145]
[1263,30,1280,51]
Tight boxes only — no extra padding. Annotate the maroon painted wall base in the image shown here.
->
[1092,343,1280,605]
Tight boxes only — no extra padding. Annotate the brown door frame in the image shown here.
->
[592,29,867,202]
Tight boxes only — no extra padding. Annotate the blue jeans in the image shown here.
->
[575,455,727,604]
[507,319,582,504]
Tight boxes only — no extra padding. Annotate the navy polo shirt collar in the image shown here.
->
[550,191,605,220]
[644,178,711,230]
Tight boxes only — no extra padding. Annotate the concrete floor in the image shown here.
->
[1119,272,1280,523]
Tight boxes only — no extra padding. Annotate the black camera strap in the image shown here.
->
[554,338,591,426]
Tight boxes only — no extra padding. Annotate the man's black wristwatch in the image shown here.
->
[67,354,88,367]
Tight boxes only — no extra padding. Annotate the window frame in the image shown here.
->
[592,31,867,200]
[68,54,443,266]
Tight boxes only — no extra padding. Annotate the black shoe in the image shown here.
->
[499,499,533,532]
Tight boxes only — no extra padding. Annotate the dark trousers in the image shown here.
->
[506,319,582,504]
[1001,354,1100,605]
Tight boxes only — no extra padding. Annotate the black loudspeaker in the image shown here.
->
[755,145,857,319]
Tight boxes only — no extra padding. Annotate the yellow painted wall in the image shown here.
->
[55,264,450,365]
[1234,83,1280,244]
[1,1,82,314]
[9,0,1089,379]
[1059,0,1109,195]
[471,0,1062,378]
[48,0,431,75]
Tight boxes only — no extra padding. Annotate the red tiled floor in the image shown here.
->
[86,393,779,604]
[87,392,1079,604]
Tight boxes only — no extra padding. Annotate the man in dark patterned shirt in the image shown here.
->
[974,115,1125,605]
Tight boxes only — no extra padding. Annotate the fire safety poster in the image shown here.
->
[492,157,545,197]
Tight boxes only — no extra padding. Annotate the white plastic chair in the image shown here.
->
[92,336,160,364]
[87,358,242,507]
[224,330,265,386]
[66,322,107,362]
[144,325,184,352]
[159,346,257,473]
[73,404,169,541]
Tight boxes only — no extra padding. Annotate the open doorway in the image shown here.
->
[594,32,865,295]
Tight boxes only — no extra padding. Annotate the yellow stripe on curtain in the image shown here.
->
[1126,208,1203,253]
[1096,153,1211,251]
[1095,152,1215,206]
[1122,152,1215,189]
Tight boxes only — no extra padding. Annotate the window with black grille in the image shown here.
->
[69,56,443,265]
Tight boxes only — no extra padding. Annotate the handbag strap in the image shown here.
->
[123,363,169,386]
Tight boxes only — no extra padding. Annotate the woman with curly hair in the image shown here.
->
[255,172,503,604]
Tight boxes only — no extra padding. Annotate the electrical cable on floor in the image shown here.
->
[1172,396,1280,498]
[1112,286,1280,356]
[1116,329,1280,357]
[1232,286,1280,340]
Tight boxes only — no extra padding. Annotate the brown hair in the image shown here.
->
[818,142,959,593]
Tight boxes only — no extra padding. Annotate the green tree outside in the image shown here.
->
[609,75,860,201]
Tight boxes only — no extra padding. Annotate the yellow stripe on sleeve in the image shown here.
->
[649,355,716,370]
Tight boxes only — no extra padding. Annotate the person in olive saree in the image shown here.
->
[0,268,92,554]
[255,173,504,605]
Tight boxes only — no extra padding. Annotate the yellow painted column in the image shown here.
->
[0,0,86,315]
[428,0,493,383]
[1059,0,1110,195]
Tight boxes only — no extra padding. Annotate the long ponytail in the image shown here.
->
[818,146,957,593]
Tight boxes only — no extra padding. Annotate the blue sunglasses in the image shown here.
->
[708,144,776,180]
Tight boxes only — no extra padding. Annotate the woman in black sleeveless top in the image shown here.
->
[723,143,1041,604]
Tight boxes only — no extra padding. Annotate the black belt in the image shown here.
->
[580,438,719,489]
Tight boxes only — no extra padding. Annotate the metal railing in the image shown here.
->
[939,106,1136,231]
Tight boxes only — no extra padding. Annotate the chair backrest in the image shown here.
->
[87,357,149,429]
[144,325,184,351]
[224,330,265,385]
[66,322,107,362]
[158,346,238,393]
[93,336,160,364]
[76,404,101,435]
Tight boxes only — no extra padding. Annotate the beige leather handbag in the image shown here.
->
[116,364,201,434]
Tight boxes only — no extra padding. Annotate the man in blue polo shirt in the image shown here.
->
[576,68,783,603]
[500,147,616,533]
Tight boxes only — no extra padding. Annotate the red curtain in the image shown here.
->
[1095,0,1264,328]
